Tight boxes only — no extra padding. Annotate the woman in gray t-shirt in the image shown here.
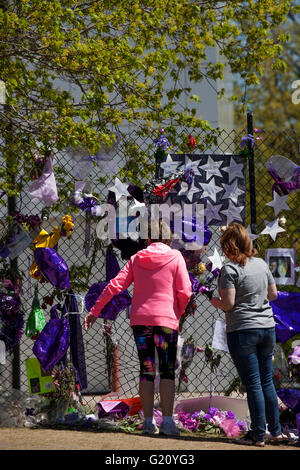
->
[210,223,285,447]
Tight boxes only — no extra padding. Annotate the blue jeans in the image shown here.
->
[227,327,281,441]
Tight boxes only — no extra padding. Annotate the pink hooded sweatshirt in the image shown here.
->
[89,242,192,331]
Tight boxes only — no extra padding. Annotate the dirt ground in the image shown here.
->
[0,427,298,451]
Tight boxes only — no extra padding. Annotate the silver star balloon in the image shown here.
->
[266,191,291,216]
[260,218,286,241]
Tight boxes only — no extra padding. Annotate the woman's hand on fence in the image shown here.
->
[83,313,97,331]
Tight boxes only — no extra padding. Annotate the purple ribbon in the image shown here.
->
[268,167,300,195]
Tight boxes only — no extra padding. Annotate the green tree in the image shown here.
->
[0,0,296,193]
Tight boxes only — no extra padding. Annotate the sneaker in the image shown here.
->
[142,421,159,436]
[159,420,180,437]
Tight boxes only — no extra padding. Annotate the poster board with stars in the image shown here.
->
[159,154,247,226]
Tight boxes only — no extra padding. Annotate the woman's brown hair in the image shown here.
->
[220,222,257,266]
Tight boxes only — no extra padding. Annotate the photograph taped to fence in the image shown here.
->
[266,248,295,286]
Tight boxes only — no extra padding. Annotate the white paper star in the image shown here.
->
[185,181,201,203]
[246,225,259,241]
[160,154,180,177]
[200,155,223,181]
[260,218,286,241]
[108,177,131,201]
[180,155,201,176]
[222,180,245,205]
[199,178,224,203]
[222,158,245,183]
[205,200,224,225]
[221,203,244,224]
[266,192,291,216]
[207,248,224,271]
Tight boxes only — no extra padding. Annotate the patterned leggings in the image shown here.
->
[132,325,178,382]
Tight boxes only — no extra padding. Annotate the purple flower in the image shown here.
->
[203,413,213,421]
[154,134,170,150]
[226,410,236,420]
[208,407,219,416]
[192,411,200,419]
[237,421,248,432]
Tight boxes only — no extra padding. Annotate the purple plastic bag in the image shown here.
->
[34,247,70,290]
[33,304,70,371]
[97,400,129,419]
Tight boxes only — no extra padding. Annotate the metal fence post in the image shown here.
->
[247,112,258,247]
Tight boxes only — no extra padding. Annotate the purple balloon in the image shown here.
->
[34,247,70,290]
[276,388,300,414]
[85,282,131,321]
[33,305,69,371]
[270,291,300,344]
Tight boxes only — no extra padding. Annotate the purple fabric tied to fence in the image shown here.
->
[34,247,70,290]
[33,304,69,371]
[276,389,300,414]
[85,281,131,321]
[85,248,131,320]
[97,400,129,419]
[270,291,300,344]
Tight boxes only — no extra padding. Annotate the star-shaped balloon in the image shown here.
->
[108,177,131,202]
[200,155,223,181]
[260,218,286,241]
[207,248,224,271]
[222,180,245,205]
[222,158,245,183]
[266,191,291,216]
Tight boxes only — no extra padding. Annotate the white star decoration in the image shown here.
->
[222,180,245,205]
[221,203,244,224]
[205,200,223,224]
[200,156,223,181]
[260,218,286,241]
[108,177,131,201]
[222,158,245,183]
[180,155,201,176]
[207,248,225,271]
[160,154,180,177]
[266,191,291,216]
[185,181,200,203]
[199,178,224,203]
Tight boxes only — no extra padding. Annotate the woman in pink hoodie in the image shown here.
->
[84,221,192,436]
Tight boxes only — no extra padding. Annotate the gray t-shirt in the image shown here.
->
[218,257,276,333]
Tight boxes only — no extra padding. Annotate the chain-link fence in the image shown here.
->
[0,117,299,418]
